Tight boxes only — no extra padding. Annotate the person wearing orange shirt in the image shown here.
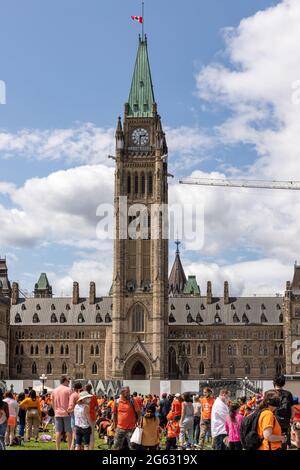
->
[166,412,180,450]
[112,386,140,450]
[257,390,286,451]
[199,387,215,450]
[171,394,182,421]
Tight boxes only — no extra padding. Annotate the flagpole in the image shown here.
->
[142,1,144,40]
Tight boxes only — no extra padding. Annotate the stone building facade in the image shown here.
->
[0,259,10,379]
[3,37,300,381]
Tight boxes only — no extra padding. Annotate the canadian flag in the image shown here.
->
[131,15,143,24]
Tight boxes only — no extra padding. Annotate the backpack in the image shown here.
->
[275,390,293,430]
[240,409,264,450]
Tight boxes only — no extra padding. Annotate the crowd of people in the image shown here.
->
[0,373,300,451]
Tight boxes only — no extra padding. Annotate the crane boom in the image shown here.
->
[179,177,300,190]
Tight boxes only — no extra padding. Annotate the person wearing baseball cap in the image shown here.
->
[74,391,93,450]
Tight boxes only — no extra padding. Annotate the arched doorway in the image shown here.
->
[131,361,146,379]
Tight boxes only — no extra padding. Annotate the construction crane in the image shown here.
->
[179,177,300,190]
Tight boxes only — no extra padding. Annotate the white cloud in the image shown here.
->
[0,123,115,164]
[0,164,114,247]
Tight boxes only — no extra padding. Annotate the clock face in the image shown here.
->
[132,128,149,146]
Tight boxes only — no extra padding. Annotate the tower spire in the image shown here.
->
[126,35,155,118]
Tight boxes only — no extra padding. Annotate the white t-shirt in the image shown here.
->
[74,403,90,429]
[211,397,229,438]
[3,398,19,418]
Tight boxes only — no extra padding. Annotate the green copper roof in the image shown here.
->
[36,273,50,290]
[127,38,155,117]
[183,275,200,296]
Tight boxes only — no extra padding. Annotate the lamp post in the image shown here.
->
[243,376,248,397]
[39,373,47,393]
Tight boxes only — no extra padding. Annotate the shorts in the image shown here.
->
[7,416,17,427]
[55,416,72,434]
[75,426,91,446]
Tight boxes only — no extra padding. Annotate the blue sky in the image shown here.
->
[2,0,300,297]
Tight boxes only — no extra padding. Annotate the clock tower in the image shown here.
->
[111,36,169,379]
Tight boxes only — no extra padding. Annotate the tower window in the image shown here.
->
[127,174,131,194]
[132,304,145,332]
[60,313,66,323]
[15,313,22,323]
[143,103,148,112]
[134,173,139,194]
[33,313,40,323]
[148,173,153,194]
[133,104,138,112]
[141,173,145,194]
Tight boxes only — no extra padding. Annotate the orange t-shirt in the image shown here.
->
[293,404,300,421]
[258,409,282,451]
[89,395,98,421]
[166,421,180,438]
[112,398,140,430]
[171,399,182,417]
[200,397,215,420]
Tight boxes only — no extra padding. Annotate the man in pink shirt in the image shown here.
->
[51,376,72,450]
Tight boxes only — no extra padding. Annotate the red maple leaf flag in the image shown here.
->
[131,15,143,24]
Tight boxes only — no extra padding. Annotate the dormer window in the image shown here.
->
[51,304,55,311]
[170,304,175,310]
[246,304,251,310]
[233,313,240,323]
[242,313,249,324]
[15,313,22,323]
[201,304,206,310]
[196,313,203,323]
[143,103,148,112]
[216,304,220,310]
[78,313,85,323]
[81,304,85,311]
[169,313,176,323]
[279,313,283,323]
[105,313,111,323]
[96,313,103,323]
[231,304,235,310]
[66,304,70,311]
[96,304,100,310]
[133,103,138,112]
[60,313,66,323]
[261,313,268,323]
[36,304,41,310]
[276,304,281,310]
[261,304,266,310]
[187,313,193,323]
[33,313,40,323]
[51,313,58,323]
[214,313,221,323]
[186,304,190,310]
[21,304,26,311]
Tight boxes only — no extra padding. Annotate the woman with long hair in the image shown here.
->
[179,392,194,450]
[225,401,244,450]
[0,389,9,450]
[20,389,41,442]
[257,390,286,451]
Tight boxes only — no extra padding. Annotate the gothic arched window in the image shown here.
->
[35,345,39,355]
[60,345,64,355]
[148,173,153,194]
[199,361,205,375]
[32,313,40,323]
[132,304,145,332]
[127,173,131,194]
[17,362,22,374]
[65,345,69,355]
[78,313,85,323]
[32,362,37,375]
[47,362,52,374]
[245,363,251,375]
[62,362,67,374]
[95,345,100,355]
[168,348,177,375]
[90,345,94,355]
[92,362,97,374]
[183,361,190,376]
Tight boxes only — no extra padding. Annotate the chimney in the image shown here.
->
[73,282,79,305]
[207,281,212,305]
[89,282,96,305]
[224,281,229,305]
[11,282,19,305]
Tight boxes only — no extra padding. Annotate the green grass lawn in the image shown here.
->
[6,426,213,451]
